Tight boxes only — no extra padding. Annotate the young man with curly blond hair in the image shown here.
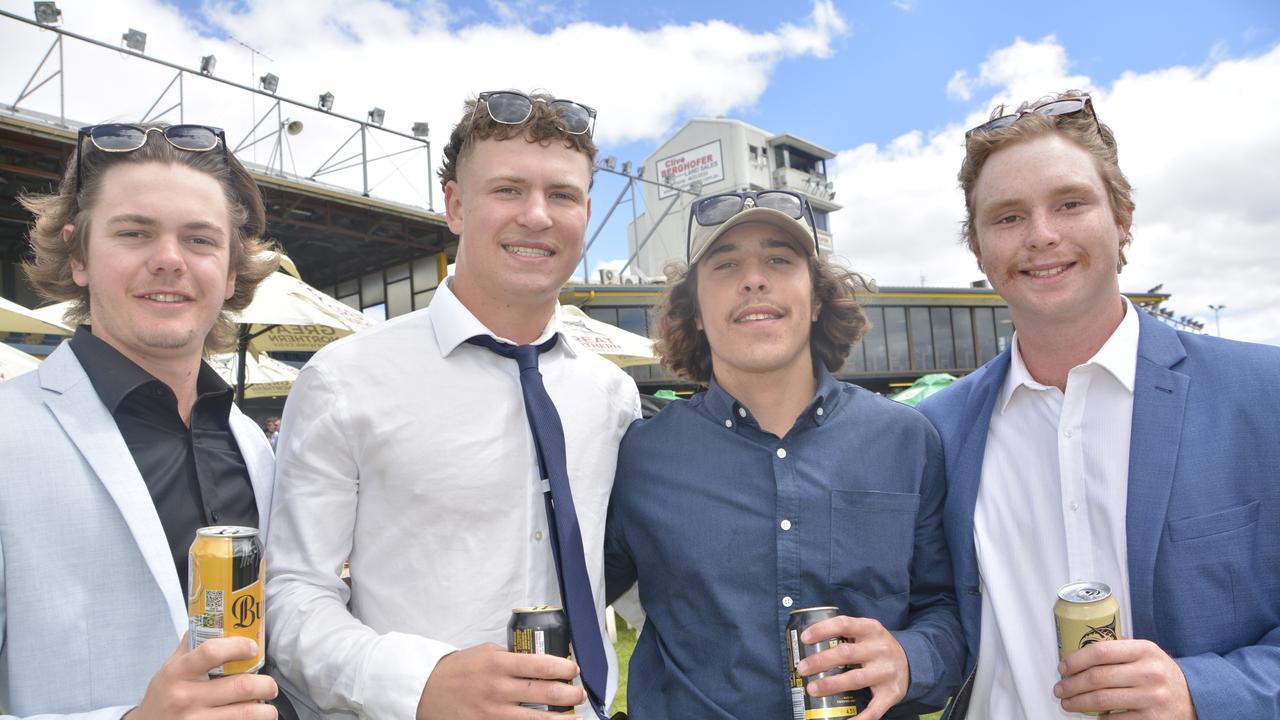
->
[265,92,639,719]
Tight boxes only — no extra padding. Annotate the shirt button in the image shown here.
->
[816,407,824,416]
[738,407,747,418]
[724,419,733,428]
[1069,501,1079,511]
[780,519,792,531]
[211,512,220,523]
[782,596,794,608]
[533,531,544,542]
[1064,429,1073,438]
[776,448,787,459]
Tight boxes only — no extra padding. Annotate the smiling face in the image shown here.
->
[69,161,235,369]
[970,133,1129,330]
[694,222,819,384]
[445,137,592,328]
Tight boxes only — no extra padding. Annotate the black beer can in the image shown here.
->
[508,605,574,714]
[786,606,871,718]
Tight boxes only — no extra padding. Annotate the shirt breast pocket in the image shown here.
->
[829,490,920,600]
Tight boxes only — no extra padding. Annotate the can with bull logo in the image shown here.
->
[1055,581,1124,716]
[188,526,265,675]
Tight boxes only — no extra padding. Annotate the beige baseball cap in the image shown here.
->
[688,201,818,266]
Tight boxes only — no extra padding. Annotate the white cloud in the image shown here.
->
[829,36,1280,345]
[946,70,971,101]
[0,0,846,211]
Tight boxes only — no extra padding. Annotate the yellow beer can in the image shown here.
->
[187,526,265,675]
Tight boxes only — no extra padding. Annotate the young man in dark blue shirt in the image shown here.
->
[606,191,964,719]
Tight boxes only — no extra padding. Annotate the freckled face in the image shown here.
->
[971,134,1128,326]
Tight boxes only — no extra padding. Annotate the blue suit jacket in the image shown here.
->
[919,309,1280,719]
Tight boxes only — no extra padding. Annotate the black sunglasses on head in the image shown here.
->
[966,95,1102,139]
[75,124,227,194]
[686,190,819,262]
[474,90,596,136]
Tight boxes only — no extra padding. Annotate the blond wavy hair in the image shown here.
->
[21,125,279,354]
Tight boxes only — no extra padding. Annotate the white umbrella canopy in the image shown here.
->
[559,305,658,368]
[0,296,72,336]
[232,270,377,354]
[207,352,299,399]
[0,343,41,382]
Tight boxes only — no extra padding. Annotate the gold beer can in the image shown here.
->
[188,526,265,675]
[1054,581,1123,716]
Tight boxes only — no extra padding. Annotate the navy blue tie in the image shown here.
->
[467,334,610,719]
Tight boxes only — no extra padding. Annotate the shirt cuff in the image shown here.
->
[890,628,937,704]
[355,632,459,719]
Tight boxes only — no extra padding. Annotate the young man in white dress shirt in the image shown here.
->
[264,91,640,719]
[920,91,1280,718]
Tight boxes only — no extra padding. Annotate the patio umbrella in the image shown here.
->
[890,373,958,407]
[0,343,41,382]
[559,305,658,368]
[207,352,299,399]
[0,296,72,336]
[229,259,377,404]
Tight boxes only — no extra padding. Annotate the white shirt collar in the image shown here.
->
[429,278,576,359]
[999,297,1140,413]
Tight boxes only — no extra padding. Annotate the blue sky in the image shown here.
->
[2,0,1277,341]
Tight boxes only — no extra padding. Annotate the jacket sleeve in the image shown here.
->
[264,362,456,718]
[890,425,967,711]
[1178,626,1280,718]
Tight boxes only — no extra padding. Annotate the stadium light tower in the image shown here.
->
[33,1,62,25]
[122,29,147,53]
[1208,304,1226,336]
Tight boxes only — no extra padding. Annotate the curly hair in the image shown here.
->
[20,125,279,354]
[438,91,597,191]
[958,90,1136,271]
[656,254,870,385]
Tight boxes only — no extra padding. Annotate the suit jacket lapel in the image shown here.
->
[39,344,189,638]
[948,353,1009,597]
[229,408,273,541]
[1125,312,1188,643]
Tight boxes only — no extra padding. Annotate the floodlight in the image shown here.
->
[199,54,216,75]
[367,107,385,126]
[284,119,304,135]
[622,161,633,175]
[122,29,147,53]
[412,122,430,138]
[318,92,334,111]
[259,73,279,94]
[604,156,617,170]
[33,2,61,26]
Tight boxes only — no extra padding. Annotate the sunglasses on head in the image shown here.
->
[686,190,819,262]
[75,124,227,194]
[474,90,596,136]
[965,95,1102,139]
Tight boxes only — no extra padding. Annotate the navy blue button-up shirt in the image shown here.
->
[606,369,964,719]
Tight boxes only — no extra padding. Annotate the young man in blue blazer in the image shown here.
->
[920,91,1279,719]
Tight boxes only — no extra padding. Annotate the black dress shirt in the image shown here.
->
[69,326,259,599]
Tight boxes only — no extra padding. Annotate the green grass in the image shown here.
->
[610,618,944,719]
[610,618,638,715]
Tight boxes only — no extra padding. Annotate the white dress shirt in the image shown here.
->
[969,300,1139,719]
[265,279,640,719]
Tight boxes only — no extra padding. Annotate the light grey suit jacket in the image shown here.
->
[0,343,274,718]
